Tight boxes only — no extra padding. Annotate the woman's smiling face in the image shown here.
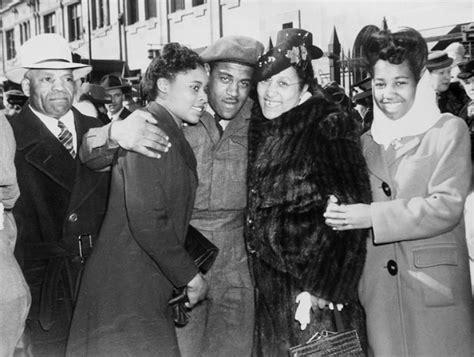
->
[372,59,417,121]
[257,66,307,120]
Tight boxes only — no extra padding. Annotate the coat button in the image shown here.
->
[68,213,78,222]
[246,243,256,254]
[250,188,257,195]
[382,182,391,197]
[387,260,398,276]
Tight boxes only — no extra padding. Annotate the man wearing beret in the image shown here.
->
[177,35,263,357]
[79,35,264,356]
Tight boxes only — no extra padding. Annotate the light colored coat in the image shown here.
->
[359,113,473,357]
[0,113,30,356]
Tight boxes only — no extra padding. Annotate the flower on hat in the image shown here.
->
[285,45,308,65]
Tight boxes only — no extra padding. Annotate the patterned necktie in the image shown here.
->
[57,120,76,158]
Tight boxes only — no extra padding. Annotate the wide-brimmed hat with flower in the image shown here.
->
[5,33,92,84]
[256,28,323,81]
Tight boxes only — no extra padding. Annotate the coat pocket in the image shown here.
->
[411,244,458,307]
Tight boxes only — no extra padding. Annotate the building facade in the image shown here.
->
[0,0,472,87]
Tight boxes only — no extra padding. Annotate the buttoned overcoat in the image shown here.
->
[9,104,110,331]
[359,114,473,357]
[66,102,199,356]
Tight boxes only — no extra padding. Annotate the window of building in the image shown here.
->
[192,0,206,6]
[68,3,82,41]
[20,21,31,44]
[44,12,56,33]
[6,29,16,60]
[127,0,139,25]
[170,0,185,13]
[145,0,157,19]
[91,0,110,29]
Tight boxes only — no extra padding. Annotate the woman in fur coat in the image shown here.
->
[245,28,372,356]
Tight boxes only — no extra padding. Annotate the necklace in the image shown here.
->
[390,138,404,150]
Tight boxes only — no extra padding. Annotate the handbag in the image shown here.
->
[169,225,219,326]
[289,309,364,357]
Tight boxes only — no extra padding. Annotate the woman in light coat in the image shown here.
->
[325,27,473,357]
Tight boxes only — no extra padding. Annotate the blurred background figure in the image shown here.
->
[427,50,471,123]
[457,59,474,298]
[445,42,466,82]
[76,83,112,124]
[122,91,142,112]
[2,90,28,120]
[0,112,31,357]
[323,80,362,124]
[352,77,373,133]
[100,74,132,121]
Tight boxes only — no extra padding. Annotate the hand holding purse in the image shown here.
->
[169,225,218,326]
[289,309,364,357]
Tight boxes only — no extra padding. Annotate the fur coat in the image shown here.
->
[245,95,371,355]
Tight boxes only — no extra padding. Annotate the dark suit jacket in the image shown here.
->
[9,104,110,329]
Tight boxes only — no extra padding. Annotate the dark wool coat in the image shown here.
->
[245,95,372,356]
[9,104,110,331]
[66,102,199,357]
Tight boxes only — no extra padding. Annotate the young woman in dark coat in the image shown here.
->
[245,28,372,356]
[66,43,209,357]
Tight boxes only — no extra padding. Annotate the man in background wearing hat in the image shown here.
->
[100,74,131,121]
[79,35,264,357]
[427,50,471,122]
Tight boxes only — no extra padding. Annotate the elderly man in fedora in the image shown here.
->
[99,74,132,121]
[80,35,264,357]
[5,33,168,356]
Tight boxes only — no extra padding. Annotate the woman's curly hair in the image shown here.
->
[142,42,204,101]
[362,27,427,82]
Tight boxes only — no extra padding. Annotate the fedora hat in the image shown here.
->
[99,74,131,91]
[5,34,91,84]
[457,59,474,80]
[256,28,323,81]
[79,83,112,104]
[426,51,453,71]
[200,35,264,66]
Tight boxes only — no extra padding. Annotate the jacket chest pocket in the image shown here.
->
[411,244,458,307]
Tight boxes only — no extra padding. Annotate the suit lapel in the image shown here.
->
[68,109,108,212]
[16,106,76,192]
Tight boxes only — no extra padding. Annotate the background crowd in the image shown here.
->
[0,21,473,357]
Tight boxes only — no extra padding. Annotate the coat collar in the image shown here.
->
[362,130,422,183]
[200,99,252,146]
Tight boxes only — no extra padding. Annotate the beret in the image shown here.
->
[200,35,264,66]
